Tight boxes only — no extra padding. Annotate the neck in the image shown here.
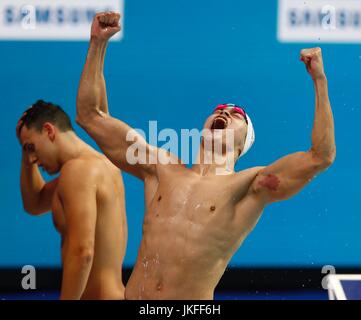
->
[57,131,91,167]
[191,145,237,176]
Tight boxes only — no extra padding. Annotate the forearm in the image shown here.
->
[20,160,45,214]
[60,247,93,300]
[310,76,336,162]
[77,38,109,121]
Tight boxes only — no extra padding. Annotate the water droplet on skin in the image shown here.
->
[142,257,149,269]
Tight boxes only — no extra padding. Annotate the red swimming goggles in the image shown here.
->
[214,103,248,124]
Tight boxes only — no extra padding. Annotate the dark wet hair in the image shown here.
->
[17,100,73,136]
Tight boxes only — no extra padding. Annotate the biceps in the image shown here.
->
[36,179,59,214]
[252,151,321,202]
[63,191,97,247]
[80,113,129,157]
[80,113,156,179]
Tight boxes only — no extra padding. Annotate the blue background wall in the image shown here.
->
[0,0,360,268]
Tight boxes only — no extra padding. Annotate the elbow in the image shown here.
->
[313,149,336,171]
[23,203,34,215]
[70,244,94,266]
[75,99,93,129]
[75,105,89,128]
[75,112,94,131]
[75,105,102,131]
[323,145,336,167]
[75,113,86,128]
[23,203,42,216]
[324,151,336,168]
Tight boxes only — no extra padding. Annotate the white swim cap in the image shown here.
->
[240,113,255,157]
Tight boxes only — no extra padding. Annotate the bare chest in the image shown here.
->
[143,171,252,240]
[143,167,262,246]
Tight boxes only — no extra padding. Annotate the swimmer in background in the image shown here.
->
[77,12,336,299]
[17,100,127,300]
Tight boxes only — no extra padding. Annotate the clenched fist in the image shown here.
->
[91,12,121,42]
[300,47,326,80]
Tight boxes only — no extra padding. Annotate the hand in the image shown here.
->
[16,114,25,139]
[91,12,121,42]
[16,113,32,167]
[300,47,326,80]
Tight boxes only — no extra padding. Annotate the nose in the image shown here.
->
[220,109,230,117]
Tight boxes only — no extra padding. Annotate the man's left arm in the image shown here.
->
[58,160,97,300]
[250,47,336,203]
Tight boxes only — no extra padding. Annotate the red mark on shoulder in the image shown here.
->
[258,174,280,191]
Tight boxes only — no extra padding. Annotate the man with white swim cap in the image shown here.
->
[17,100,127,299]
[76,12,336,299]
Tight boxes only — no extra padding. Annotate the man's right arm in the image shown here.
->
[76,12,157,180]
[20,153,58,215]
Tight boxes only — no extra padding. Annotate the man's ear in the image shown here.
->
[237,147,242,158]
[43,122,56,142]
[238,130,247,157]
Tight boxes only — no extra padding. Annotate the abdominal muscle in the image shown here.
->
[125,218,232,300]
[125,248,226,300]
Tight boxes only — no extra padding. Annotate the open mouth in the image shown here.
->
[211,117,228,130]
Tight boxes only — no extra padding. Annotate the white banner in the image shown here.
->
[278,0,361,43]
[0,0,123,41]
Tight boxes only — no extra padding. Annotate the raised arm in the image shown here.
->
[17,118,57,215]
[250,47,336,203]
[76,12,157,180]
[58,160,97,300]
